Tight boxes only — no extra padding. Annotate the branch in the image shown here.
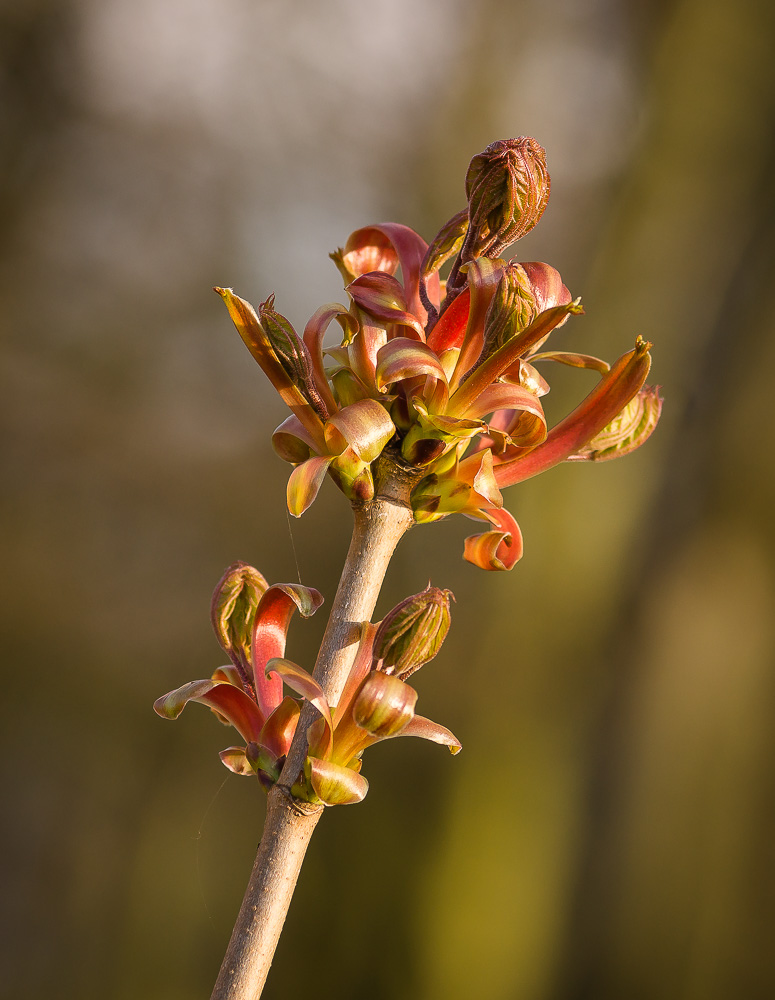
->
[211,458,418,1000]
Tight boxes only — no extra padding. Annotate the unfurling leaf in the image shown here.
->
[210,562,269,674]
[567,385,663,462]
[464,137,551,259]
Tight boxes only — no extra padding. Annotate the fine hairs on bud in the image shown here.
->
[464,137,551,261]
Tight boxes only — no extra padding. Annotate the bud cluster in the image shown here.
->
[214,137,660,571]
[156,576,460,806]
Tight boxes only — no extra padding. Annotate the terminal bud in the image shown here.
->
[464,137,551,260]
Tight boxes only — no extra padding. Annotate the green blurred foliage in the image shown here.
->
[1,0,774,998]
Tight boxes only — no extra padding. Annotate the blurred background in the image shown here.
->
[2,0,774,997]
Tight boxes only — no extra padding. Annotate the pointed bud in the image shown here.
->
[372,586,454,680]
[211,562,269,672]
[463,138,550,260]
[568,384,663,462]
[258,297,330,418]
[352,671,418,737]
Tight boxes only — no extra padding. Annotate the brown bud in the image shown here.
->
[463,137,550,261]
[372,586,454,680]
[211,562,269,669]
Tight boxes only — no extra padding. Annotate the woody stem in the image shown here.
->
[210,463,417,1000]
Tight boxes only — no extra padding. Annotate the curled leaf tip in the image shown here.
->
[568,383,662,463]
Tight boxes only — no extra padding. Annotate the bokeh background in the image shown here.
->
[3,0,774,997]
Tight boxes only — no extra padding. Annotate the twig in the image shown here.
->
[211,459,418,999]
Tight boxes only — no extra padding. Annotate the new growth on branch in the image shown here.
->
[154,137,661,999]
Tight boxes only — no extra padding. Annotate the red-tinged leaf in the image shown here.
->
[333,623,378,729]
[272,414,319,464]
[392,714,462,754]
[496,359,550,397]
[352,671,417,738]
[347,272,425,340]
[219,746,255,776]
[463,505,524,571]
[324,399,395,463]
[347,311,387,393]
[302,303,356,414]
[448,299,584,417]
[287,455,333,517]
[211,664,246,689]
[530,350,610,373]
[267,657,333,758]
[306,756,369,806]
[520,262,572,314]
[463,383,547,448]
[471,451,505,509]
[567,384,662,462]
[344,223,439,323]
[495,338,653,487]
[210,563,269,665]
[427,287,471,353]
[341,228,399,278]
[375,339,449,399]
[214,287,327,451]
[153,679,264,743]
[260,696,301,758]
[252,585,324,718]
[454,448,504,510]
[474,416,515,457]
[450,258,504,391]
